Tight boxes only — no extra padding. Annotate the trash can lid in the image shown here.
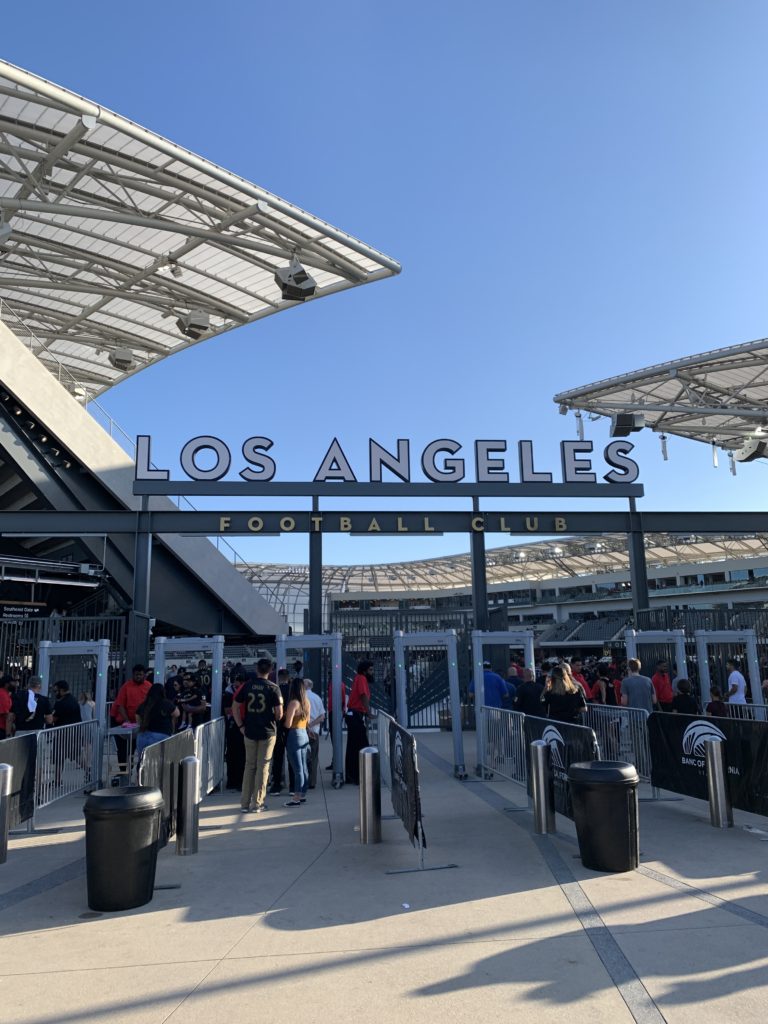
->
[84,786,164,814]
[567,760,639,785]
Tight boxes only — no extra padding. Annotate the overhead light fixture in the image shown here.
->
[733,438,768,463]
[108,347,136,371]
[712,443,719,469]
[176,309,210,340]
[610,412,645,437]
[728,451,737,476]
[575,410,584,441]
[169,260,183,279]
[13,406,22,416]
[0,218,12,241]
[558,403,568,416]
[659,433,668,461]
[274,257,317,301]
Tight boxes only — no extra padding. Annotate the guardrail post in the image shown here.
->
[0,764,12,864]
[530,740,555,835]
[359,747,381,844]
[705,738,733,829]
[177,756,201,855]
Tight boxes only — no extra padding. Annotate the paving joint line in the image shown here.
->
[419,744,666,1024]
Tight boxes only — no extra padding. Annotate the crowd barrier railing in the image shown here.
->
[35,720,101,815]
[194,717,226,800]
[138,730,195,845]
[375,709,393,789]
[582,705,652,782]
[480,706,527,784]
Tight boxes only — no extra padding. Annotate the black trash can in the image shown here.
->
[83,786,164,911]
[567,761,639,873]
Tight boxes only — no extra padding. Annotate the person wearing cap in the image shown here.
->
[13,676,53,731]
[469,662,515,710]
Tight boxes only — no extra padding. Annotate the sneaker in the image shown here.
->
[255,804,268,813]
[240,806,254,814]
[299,797,307,803]
[284,800,302,807]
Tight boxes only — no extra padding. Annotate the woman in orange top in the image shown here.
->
[283,677,311,806]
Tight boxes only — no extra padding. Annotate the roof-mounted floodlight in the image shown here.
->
[274,257,317,302]
[558,403,568,415]
[176,309,210,340]
[610,412,645,437]
[0,217,12,241]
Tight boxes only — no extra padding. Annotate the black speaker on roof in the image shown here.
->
[734,439,768,462]
[610,413,645,437]
[274,257,317,302]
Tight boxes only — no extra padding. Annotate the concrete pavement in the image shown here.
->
[1,730,767,1024]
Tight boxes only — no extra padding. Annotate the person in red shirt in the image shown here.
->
[651,661,674,711]
[569,659,591,699]
[345,660,373,785]
[111,664,151,772]
[0,676,12,739]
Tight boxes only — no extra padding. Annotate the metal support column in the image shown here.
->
[127,495,152,669]
[627,497,650,617]
[470,497,489,632]
[308,496,323,690]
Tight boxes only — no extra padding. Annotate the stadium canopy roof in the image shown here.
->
[553,338,768,457]
[239,532,768,595]
[0,60,400,398]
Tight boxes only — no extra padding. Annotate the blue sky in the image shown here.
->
[3,1,767,566]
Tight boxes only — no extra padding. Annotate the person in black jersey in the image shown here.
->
[232,658,283,814]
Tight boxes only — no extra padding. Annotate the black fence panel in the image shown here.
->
[138,730,195,846]
[0,732,37,828]
[523,715,600,819]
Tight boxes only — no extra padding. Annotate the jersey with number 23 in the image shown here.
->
[235,679,283,741]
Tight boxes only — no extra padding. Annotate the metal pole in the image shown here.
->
[127,495,152,668]
[359,747,381,844]
[744,631,765,721]
[308,496,323,690]
[177,755,201,855]
[625,629,638,662]
[0,764,12,865]
[393,631,408,725]
[704,738,733,829]
[331,634,344,789]
[471,631,487,776]
[530,740,555,835]
[445,631,467,778]
[627,497,650,617]
[470,498,489,631]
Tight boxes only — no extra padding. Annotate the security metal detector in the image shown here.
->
[694,628,764,718]
[154,635,224,719]
[625,629,689,681]
[38,638,110,725]
[393,629,466,779]
[471,629,535,776]
[38,638,110,784]
[276,633,344,788]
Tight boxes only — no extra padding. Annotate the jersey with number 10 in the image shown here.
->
[235,679,283,740]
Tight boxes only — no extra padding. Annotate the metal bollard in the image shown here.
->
[177,756,201,855]
[705,738,733,829]
[359,747,381,844]
[0,764,12,865]
[530,740,555,835]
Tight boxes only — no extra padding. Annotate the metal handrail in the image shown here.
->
[0,296,280,602]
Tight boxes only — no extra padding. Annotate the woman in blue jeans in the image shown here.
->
[283,677,310,806]
[135,684,179,760]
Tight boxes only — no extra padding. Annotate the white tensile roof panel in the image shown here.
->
[0,59,400,399]
[554,338,768,452]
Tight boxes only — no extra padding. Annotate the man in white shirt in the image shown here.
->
[304,679,326,790]
[726,659,748,704]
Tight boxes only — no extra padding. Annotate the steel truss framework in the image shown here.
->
[554,339,768,455]
[0,60,399,398]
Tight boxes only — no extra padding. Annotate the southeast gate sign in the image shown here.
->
[134,435,640,486]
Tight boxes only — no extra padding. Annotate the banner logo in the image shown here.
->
[542,725,566,769]
[393,731,405,787]
[682,720,726,758]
